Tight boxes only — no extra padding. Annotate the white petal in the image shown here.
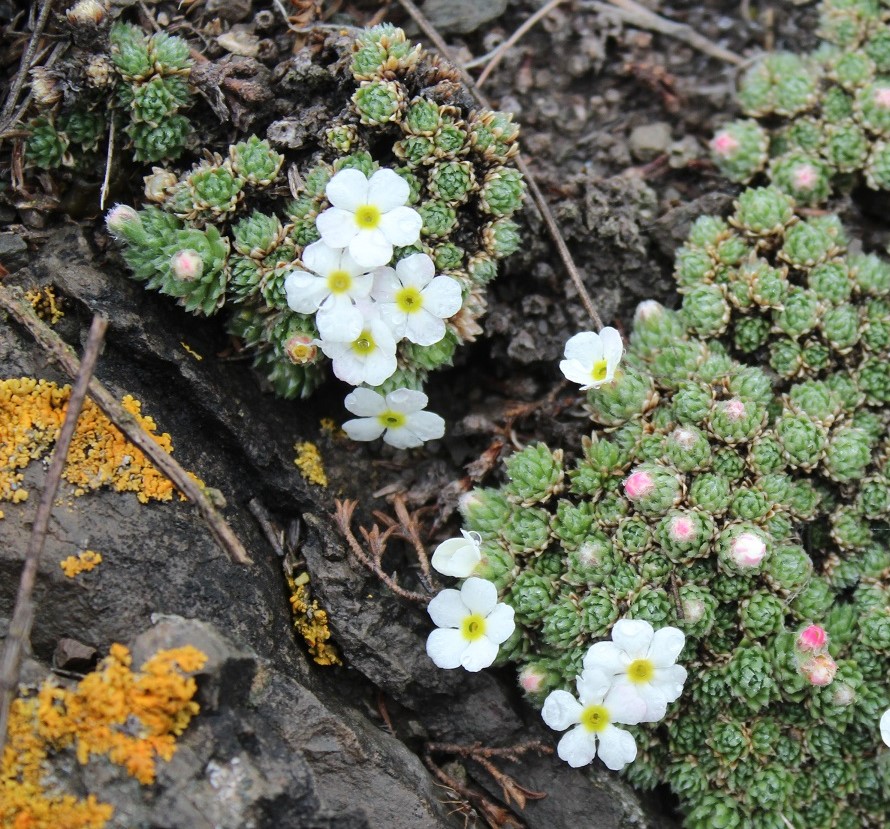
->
[611,618,655,658]
[328,351,366,386]
[285,272,329,314]
[316,301,363,342]
[599,326,624,367]
[371,268,401,302]
[541,690,583,731]
[427,588,469,628]
[395,252,435,287]
[326,168,370,211]
[604,681,648,725]
[651,664,687,704]
[386,388,428,413]
[564,331,603,365]
[484,604,515,644]
[316,206,359,248]
[403,410,446,442]
[631,684,668,723]
[344,387,386,417]
[648,626,686,667]
[382,423,425,449]
[368,168,410,212]
[881,709,890,747]
[422,275,463,317]
[431,537,481,578]
[377,206,423,246]
[557,724,598,768]
[576,667,612,705]
[361,349,398,386]
[301,239,342,276]
[348,271,375,300]
[404,310,446,346]
[595,725,637,771]
[426,628,466,670]
[460,637,498,672]
[378,304,408,339]
[318,338,348,360]
[342,416,386,442]
[559,359,596,389]
[460,577,497,616]
[350,229,393,269]
[583,641,627,676]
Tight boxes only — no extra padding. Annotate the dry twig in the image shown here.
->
[0,283,253,566]
[394,0,603,329]
[0,314,107,754]
[99,113,116,211]
[334,499,429,605]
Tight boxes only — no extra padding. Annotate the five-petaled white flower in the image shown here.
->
[318,317,397,387]
[426,577,515,672]
[559,327,624,390]
[541,667,646,770]
[431,530,482,577]
[316,168,423,269]
[881,709,890,747]
[372,253,463,345]
[284,240,377,342]
[342,387,445,448]
[583,619,687,723]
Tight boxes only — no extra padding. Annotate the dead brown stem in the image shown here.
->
[0,283,253,566]
[0,314,107,754]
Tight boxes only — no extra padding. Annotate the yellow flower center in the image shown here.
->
[461,614,487,641]
[580,704,610,733]
[355,204,381,229]
[591,359,608,382]
[327,269,352,294]
[395,286,423,313]
[627,658,655,684]
[377,409,406,429]
[351,330,376,355]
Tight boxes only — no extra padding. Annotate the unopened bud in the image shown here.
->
[711,130,740,158]
[29,67,61,106]
[170,249,203,282]
[800,654,837,687]
[730,532,766,568]
[105,204,140,237]
[831,683,855,707]
[796,624,828,653]
[681,597,706,625]
[634,300,664,324]
[669,514,696,543]
[66,0,107,25]
[143,168,177,203]
[722,398,747,422]
[624,469,655,500]
[518,665,548,695]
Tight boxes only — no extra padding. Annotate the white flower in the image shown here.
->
[583,619,687,723]
[318,317,397,387]
[316,168,423,269]
[284,240,377,342]
[881,709,890,747]
[431,530,482,577]
[426,577,515,672]
[559,327,624,390]
[541,667,646,770]
[372,253,462,345]
[342,387,445,448]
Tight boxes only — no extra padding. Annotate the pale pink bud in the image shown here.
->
[105,204,140,236]
[796,624,828,653]
[171,249,203,282]
[624,469,654,500]
[723,398,746,421]
[671,428,697,450]
[711,130,740,157]
[285,334,317,365]
[518,665,547,694]
[634,300,664,324]
[801,654,837,687]
[730,532,766,568]
[831,683,855,707]
[669,515,696,543]
[792,164,818,190]
[682,597,706,624]
[874,86,890,108]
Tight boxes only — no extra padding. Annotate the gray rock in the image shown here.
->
[418,0,509,34]
[0,231,28,272]
[53,637,97,672]
[628,122,673,162]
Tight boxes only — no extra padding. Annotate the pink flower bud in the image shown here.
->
[875,86,890,108]
[624,469,654,500]
[633,300,664,324]
[792,164,818,191]
[723,398,746,421]
[171,249,203,282]
[285,334,318,365]
[105,204,140,236]
[796,624,828,653]
[831,683,855,707]
[518,665,547,694]
[669,515,696,543]
[730,532,766,568]
[671,428,697,450]
[800,654,837,687]
[682,597,706,624]
[711,130,740,157]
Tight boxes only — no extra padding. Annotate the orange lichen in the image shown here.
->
[60,550,103,578]
[293,441,328,487]
[0,378,198,506]
[1,644,207,828]
[24,286,64,325]
[287,571,341,666]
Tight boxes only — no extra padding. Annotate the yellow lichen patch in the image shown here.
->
[293,441,328,487]
[319,417,346,439]
[1,644,207,828]
[25,286,64,325]
[179,341,203,361]
[287,571,341,666]
[60,550,103,578]
[0,378,198,506]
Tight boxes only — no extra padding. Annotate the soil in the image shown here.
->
[0,1,882,828]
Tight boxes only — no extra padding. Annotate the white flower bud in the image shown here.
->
[170,249,203,282]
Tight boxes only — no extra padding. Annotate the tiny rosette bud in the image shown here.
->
[431,530,482,578]
[800,653,838,687]
[170,249,203,282]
